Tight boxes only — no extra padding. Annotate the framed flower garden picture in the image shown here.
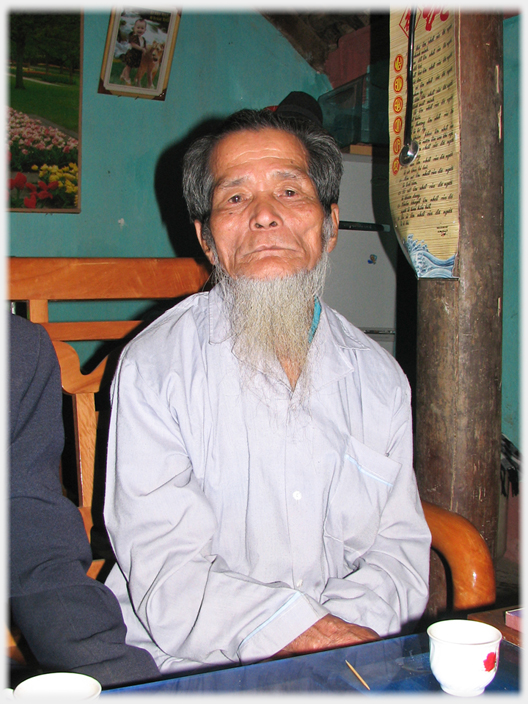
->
[8,11,82,212]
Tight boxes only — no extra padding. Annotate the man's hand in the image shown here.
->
[273,615,379,658]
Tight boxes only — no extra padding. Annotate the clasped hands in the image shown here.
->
[273,614,379,658]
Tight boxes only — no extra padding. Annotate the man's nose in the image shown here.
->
[249,194,282,229]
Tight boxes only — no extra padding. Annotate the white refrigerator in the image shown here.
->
[323,151,398,355]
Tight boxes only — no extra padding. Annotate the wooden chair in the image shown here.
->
[8,256,210,662]
[7,257,495,652]
[421,500,496,614]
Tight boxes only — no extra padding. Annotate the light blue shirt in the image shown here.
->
[103,285,431,674]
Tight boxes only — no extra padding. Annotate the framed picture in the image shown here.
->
[99,8,180,100]
[7,12,83,212]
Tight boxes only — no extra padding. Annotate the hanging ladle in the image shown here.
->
[399,9,419,166]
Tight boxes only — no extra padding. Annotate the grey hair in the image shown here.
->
[182,108,343,231]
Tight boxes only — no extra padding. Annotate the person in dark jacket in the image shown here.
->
[8,313,159,687]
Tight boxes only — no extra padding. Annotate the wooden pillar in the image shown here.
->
[414,13,504,611]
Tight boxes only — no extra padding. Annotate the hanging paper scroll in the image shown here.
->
[389,8,460,278]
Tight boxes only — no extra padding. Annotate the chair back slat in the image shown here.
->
[9,257,209,302]
[28,300,49,323]
[52,340,107,394]
[43,320,141,341]
[73,392,98,509]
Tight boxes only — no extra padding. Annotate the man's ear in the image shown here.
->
[194,221,215,265]
[325,204,339,254]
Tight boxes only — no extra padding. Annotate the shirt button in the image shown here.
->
[296,579,303,588]
[293,491,302,501]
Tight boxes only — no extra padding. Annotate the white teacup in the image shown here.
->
[5,672,101,700]
[427,619,502,697]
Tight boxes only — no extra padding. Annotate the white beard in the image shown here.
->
[214,252,329,396]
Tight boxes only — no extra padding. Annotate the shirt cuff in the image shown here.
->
[237,592,328,663]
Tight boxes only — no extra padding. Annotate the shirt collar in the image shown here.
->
[308,302,370,390]
[308,297,321,343]
[207,284,369,389]
[208,284,231,344]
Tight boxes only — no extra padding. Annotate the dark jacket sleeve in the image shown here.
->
[9,314,159,687]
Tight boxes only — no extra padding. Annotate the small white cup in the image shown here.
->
[5,672,101,701]
[427,619,502,697]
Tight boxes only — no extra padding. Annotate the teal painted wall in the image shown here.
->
[9,11,331,259]
[502,16,520,449]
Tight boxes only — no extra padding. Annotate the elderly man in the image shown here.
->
[103,108,431,674]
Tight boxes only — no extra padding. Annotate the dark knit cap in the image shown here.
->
[275,91,323,127]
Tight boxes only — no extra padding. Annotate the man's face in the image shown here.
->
[194,128,339,280]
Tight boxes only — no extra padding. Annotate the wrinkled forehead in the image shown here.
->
[210,127,310,182]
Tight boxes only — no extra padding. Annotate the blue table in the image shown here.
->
[102,632,520,695]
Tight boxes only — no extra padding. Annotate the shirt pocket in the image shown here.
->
[323,435,402,570]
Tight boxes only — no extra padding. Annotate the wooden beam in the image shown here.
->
[415,12,503,569]
[261,13,330,73]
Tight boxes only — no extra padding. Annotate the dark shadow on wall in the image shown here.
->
[394,245,418,423]
[154,117,224,258]
[368,13,419,425]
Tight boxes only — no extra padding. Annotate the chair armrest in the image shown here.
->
[421,500,496,610]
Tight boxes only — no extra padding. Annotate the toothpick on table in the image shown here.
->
[345,659,370,690]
